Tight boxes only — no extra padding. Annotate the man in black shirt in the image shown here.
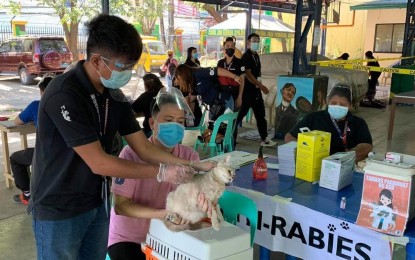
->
[217,36,245,111]
[236,33,276,147]
[285,84,373,162]
[29,14,215,260]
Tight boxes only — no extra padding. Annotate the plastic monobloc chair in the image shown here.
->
[194,112,238,158]
[218,190,258,246]
[185,107,207,134]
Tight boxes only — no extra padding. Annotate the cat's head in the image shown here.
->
[214,154,235,184]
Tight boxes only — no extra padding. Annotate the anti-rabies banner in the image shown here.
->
[227,186,392,260]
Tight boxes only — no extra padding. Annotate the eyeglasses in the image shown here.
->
[91,53,136,70]
[100,56,136,70]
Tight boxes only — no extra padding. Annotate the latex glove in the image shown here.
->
[157,163,194,184]
[197,192,213,218]
[190,160,217,172]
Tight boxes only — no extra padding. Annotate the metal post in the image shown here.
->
[246,0,252,48]
[402,0,415,65]
[309,0,322,74]
[102,0,109,14]
[292,0,303,75]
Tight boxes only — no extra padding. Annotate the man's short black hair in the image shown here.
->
[365,51,373,58]
[38,76,53,91]
[223,36,235,47]
[85,14,142,62]
[247,33,260,41]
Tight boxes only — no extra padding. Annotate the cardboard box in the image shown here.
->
[295,130,331,182]
[319,151,356,191]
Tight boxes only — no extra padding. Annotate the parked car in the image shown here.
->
[134,35,167,77]
[0,36,73,85]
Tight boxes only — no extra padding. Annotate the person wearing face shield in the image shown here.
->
[216,36,245,111]
[235,33,276,147]
[108,88,213,260]
[285,84,373,162]
[29,14,216,260]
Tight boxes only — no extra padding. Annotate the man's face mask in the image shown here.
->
[98,56,133,89]
[155,121,185,148]
[251,42,260,52]
[225,48,235,57]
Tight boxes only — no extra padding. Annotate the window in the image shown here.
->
[374,24,404,53]
[0,42,11,52]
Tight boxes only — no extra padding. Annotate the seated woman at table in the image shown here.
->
[131,73,164,137]
[107,89,212,260]
[285,84,373,162]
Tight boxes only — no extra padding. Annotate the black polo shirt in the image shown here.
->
[241,49,261,95]
[29,61,141,220]
[288,110,372,155]
[217,57,245,98]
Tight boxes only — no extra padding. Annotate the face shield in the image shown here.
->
[327,84,353,104]
[155,87,195,125]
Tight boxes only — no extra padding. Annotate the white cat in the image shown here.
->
[164,154,235,231]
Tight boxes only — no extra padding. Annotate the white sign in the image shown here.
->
[227,186,392,260]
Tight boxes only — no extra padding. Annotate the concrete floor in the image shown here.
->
[0,102,414,259]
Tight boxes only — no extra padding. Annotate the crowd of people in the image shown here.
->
[7,14,377,260]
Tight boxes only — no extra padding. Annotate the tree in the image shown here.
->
[116,0,165,36]
[37,0,101,61]
[189,3,226,23]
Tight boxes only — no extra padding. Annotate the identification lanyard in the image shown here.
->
[330,116,348,151]
[223,60,233,71]
[252,54,258,66]
[90,93,110,217]
[90,94,109,137]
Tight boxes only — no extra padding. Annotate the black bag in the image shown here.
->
[209,97,226,121]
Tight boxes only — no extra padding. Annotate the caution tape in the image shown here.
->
[310,56,415,65]
[316,62,415,75]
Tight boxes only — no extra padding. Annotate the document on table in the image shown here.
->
[202,151,266,169]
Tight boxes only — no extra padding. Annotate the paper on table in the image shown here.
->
[267,163,279,170]
[201,150,267,169]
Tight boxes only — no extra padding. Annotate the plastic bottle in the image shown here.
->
[340,197,347,209]
[253,146,268,180]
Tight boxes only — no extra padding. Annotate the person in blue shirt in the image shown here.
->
[10,76,53,205]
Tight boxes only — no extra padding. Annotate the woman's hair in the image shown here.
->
[379,189,394,209]
[174,64,194,94]
[143,73,164,93]
[38,76,53,91]
[151,94,178,118]
[327,84,352,104]
[186,47,197,63]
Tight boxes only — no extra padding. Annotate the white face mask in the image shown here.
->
[328,105,348,120]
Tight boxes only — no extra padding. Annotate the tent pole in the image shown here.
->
[246,0,252,50]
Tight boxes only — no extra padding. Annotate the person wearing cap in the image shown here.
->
[9,76,53,205]
[132,73,164,137]
[108,89,211,260]
[216,36,245,111]
[285,84,373,162]
[163,50,178,90]
[29,14,215,260]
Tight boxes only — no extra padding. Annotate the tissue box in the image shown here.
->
[295,130,331,182]
[319,151,356,191]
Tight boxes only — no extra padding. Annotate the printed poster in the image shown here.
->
[357,172,411,236]
[274,75,327,139]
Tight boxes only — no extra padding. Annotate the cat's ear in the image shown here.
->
[224,154,231,165]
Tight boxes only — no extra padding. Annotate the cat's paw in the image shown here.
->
[165,213,180,224]
[212,221,221,231]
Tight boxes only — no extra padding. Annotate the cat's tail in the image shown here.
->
[163,220,190,232]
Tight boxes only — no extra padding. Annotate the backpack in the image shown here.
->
[168,59,177,76]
